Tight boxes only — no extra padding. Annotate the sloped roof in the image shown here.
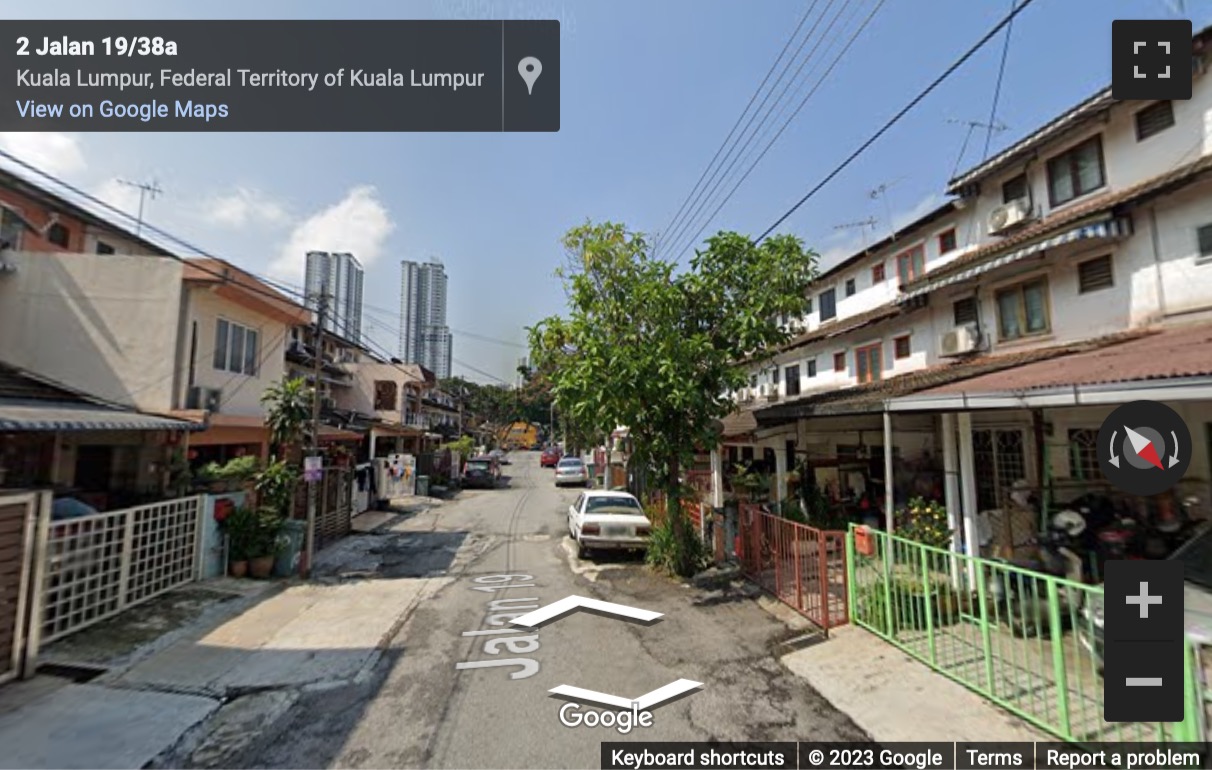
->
[754,330,1147,423]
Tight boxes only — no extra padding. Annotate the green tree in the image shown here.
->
[529,222,816,575]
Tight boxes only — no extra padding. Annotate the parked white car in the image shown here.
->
[554,456,589,487]
[567,490,652,559]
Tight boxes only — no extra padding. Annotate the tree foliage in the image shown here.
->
[528,221,817,574]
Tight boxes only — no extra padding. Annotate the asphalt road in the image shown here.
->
[247,451,866,769]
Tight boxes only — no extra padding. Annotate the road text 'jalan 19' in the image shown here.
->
[455,574,542,680]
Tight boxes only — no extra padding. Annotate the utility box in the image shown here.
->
[274,519,307,577]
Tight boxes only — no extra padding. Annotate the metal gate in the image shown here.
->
[0,491,46,684]
[737,503,849,629]
[316,466,353,548]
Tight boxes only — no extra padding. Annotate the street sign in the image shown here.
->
[303,455,323,483]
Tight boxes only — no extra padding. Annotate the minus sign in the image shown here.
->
[1126,678,1163,686]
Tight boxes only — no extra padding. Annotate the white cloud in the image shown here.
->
[0,131,86,176]
[203,187,290,229]
[268,186,394,282]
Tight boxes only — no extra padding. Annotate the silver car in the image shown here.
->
[555,457,589,487]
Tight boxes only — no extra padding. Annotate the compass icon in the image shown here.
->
[1098,400,1191,496]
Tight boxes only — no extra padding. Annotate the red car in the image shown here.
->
[540,447,562,468]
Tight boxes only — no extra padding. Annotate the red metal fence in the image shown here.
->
[737,503,849,629]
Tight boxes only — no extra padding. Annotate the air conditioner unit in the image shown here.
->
[988,199,1032,234]
[940,324,979,357]
[186,385,223,411]
[788,320,805,334]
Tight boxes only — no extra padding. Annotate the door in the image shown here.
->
[569,494,584,537]
[972,428,1027,511]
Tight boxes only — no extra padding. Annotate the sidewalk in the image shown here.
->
[0,507,451,769]
[778,622,1049,743]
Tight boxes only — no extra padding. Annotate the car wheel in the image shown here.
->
[576,541,588,559]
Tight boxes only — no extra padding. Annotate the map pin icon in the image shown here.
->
[518,56,542,95]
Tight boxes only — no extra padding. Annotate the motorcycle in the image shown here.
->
[986,510,1090,637]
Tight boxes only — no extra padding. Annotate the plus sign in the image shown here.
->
[1126,581,1163,619]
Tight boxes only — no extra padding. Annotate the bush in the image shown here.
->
[646,509,709,578]
[895,497,953,549]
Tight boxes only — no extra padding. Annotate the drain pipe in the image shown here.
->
[1149,206,1168,320]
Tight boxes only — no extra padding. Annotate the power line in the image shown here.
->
[755,0,1039,243]
[653,0,820,257]
[667,0,885,260]
[659,0,848,260]
[981,0,1017,160]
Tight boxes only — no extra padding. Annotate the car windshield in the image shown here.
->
[1176,525,1212,591]
[466,461,490,471]
[558,459,582,468]
[585,496,641,513]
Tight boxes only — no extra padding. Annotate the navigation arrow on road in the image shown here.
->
[508,595,663,629]
[548,678,704,712]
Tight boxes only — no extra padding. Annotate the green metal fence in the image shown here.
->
[846,525,1204,744]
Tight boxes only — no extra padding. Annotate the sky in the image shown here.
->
[1,0,1208,384]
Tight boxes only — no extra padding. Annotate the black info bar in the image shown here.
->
[599,742,1208,770]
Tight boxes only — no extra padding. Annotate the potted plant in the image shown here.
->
[218,506,257,577]
[249,507,286,579]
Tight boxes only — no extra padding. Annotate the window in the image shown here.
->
[1002,174,1028,204]
[1077,254,1113,293]
[771,367,780,386]
[1068,429,1100,480]
[855,344,882,383]
[805,297,813,314]
[995,278,1050,340]
[46,223,70,248]
[1135,101,1175,141]
[95,241,115,255]
[895,245,924,284]
[938,228,957,254]
[845,278,856,297]
[818,288,837,321]
[807,359,817,377]
[953,296,978,326]
[785,365,800,396]
[1198,223,1212,259]
[212,318,259,375]
[750,374,758,388]
[373,383,397,412]
[1046,136,1104,206]
[871,263,886,282]
[833,352,846,372]
[893,335,911,359]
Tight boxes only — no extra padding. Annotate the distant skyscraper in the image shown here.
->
[304,251,364,342]
[399,257,452,379]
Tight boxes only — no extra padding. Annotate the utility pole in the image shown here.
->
[117,178,163,236]
[303,292,327,579]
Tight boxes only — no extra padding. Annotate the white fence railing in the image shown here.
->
[28,495,206,647]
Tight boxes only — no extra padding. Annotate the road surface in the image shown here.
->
[245,451,866,769]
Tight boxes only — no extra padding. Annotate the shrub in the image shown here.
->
[895,497,952,549]
[646,507,709,578]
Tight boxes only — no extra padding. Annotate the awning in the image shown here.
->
[0,399,203,432]
[318,425,363,443]
[900,216,1132,300]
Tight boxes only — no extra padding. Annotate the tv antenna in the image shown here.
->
[868,178,905,240]
[833,217,879,250]
[947,118,1009,177]
[117,178,163,236]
